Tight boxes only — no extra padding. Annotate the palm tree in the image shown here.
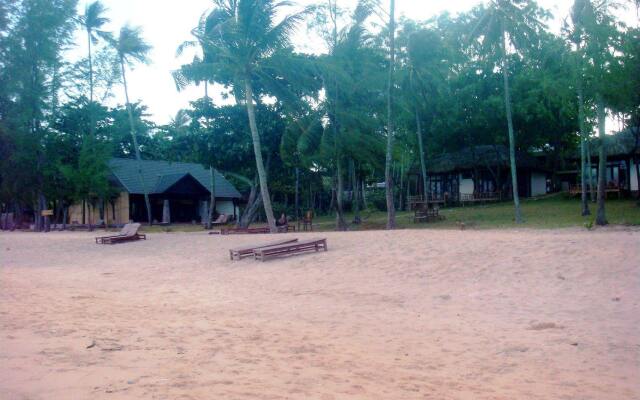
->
[186,0,308,233]
[111,25,153,225]
[471,0,547,224]
[79,1,110,111]
[574,0,624,225]
[566,0,591,216]
[385,0,396,229]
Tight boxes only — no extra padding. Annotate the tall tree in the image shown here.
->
[566,0,591,216]
[471,0,548,224]
[111,25,153,224]
[384,0,396,229]
[579,0,625,225]
[79,1,110,112]
[183,0,309,233]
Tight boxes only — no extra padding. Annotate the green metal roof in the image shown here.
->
[108,158,242,198]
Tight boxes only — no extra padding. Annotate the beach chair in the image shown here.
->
[217,226,271,235]
[253,238,327,262]
[302,211,314,231]
[212,214,228,225]
[229,238,299,260]
[95,223,146,245]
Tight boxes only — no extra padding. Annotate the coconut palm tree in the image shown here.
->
[565,0,591,216]
[384,0,396,229]
[470,0,548,224]
[183,0,309,232]
[79,1,110,110]
[576,0,624,225]
[111,25,153,225]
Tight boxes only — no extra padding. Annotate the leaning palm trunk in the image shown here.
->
[577,61,590,216]
[501,23,522,224]
[595,93,607,225]
[120,57,152,225]
[384,0,396,229]
[244,79,276,232]
[416,107,428,200]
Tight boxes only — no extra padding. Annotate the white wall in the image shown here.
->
[459,174,475,195]
[531,172,547,197]
[632,158,638,191]
[216,200,237,217]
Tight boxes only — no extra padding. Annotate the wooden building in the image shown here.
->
[559,128,639,197]
[409,145,548,205]
[69,158,242,225]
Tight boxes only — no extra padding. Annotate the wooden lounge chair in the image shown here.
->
[218,226,271,235]
[253,238,327,262]
[229,238,299,261]
[212,214,228,226]
[95,223,146,245]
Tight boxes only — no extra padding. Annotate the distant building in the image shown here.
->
[558,128,639,196]
[409,145,548,204]
[69,158,242,225]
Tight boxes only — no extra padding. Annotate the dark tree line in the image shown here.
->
[1,0,638,230]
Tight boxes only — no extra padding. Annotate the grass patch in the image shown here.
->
[134,195,640,233]
[313,194,640,231]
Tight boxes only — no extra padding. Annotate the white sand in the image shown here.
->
[1,228,639,399]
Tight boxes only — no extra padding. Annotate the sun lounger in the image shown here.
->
[253,238,327,262]
[229,238,299,260]
[95,223,146,245]
[217,226,271,235]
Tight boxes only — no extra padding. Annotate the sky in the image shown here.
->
[70,0,638,126]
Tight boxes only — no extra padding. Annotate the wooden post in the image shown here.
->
[162,199,170,224]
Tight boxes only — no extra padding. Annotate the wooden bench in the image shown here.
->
[460,192,501,206]
[229,238,299,261]
[414,207,444,223]
[253,238,328,262]
[219,226,271,235]
[569,184,621,199]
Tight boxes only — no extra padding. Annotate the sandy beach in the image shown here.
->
[1,228,639,399]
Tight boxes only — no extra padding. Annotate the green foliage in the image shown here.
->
[1,0,638,230]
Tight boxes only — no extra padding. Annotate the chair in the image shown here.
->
[95,223,146,244]
[302,210,314,231]
[212,214,228,226]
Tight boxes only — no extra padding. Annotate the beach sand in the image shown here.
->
[1,228,639,399]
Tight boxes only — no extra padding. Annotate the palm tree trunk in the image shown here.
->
[415,107,428,200]
[351,159,360,224]
[295,167,300,229]
[577,65,590,216]
[385,0,397,229]
[595,93,607,226]
[244,79,276,232]
[335,160,348,230]
[501,24,523,224]
[88,29,94,106]
[587,140,595,202]
[120,58,152,225]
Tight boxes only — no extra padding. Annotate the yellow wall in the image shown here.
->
[68,192,130,225]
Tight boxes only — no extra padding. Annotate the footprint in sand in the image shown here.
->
[528,322,564,331]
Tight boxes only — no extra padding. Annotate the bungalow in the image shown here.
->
[409,145,548,205]
[69,158,243,225]
[559,128,639,197]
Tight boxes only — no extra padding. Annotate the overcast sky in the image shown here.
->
[69,0,637,125]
